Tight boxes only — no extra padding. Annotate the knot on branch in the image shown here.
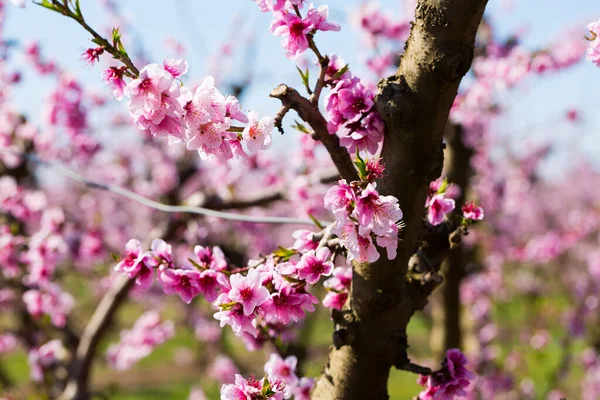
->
[330,308,357,349]
[375,75,414,129]
[437,43,475,82]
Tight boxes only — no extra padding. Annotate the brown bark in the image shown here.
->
[311,1,488,398]
[440,124,473,351]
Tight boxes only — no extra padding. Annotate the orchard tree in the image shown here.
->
[1,0,600,399]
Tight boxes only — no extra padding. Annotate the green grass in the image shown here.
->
[0,283,586,399]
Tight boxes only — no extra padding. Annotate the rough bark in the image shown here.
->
[311,1,488,398]
[441,124,473,351]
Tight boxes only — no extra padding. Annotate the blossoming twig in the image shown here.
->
[270,84,359,182]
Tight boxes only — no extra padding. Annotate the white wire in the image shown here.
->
[16,152,325,226]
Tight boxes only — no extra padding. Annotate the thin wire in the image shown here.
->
[17,152,323,226]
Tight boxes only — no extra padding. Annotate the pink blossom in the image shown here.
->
[322,291,348,310]
[419,349,475,400]
[208,355,240,383]
[296,247,333,284]
[291,229,319,252]
[334,221,380,263]
[307,4,340,32]
[427,194,455,226]
[188,386,207,400]
[462,202,484,221]
[163,57,188,78]
[28,340,66,382]
[180,84,214,128]
[375,222,399,260]
[0,334,17,354]
[587,19,600,67]
[158,267,203,304]
[270,12,314,59]
[228,269,270,316]
[225,95,249,123]
[265,353,299,385]
[194,245,228,271]
[106,311,174,370]
[356,183,403,236]
[113,239,154,289]
[292,377,314,400]
[324,54,351,82]
[242,111,274,153]
[324,179,355,222]
[82,47,104,65]
[150,238,174,267]
[221,373,288,400]
[22,284,74,328]
[124,63,183,138]
[263,281,306,324]
[213,301,259,337]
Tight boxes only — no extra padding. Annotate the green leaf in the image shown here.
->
[296,66,311,94]
[291,120,310,134]
[307,212,324,230]
[354,149,367,180]
[34,0,59,11]
[332,63,349,80]
[112,27,126,52]
[436,177,449,194]
[273,246,298,261]
[218,301,238,311]
[188,258,205,270]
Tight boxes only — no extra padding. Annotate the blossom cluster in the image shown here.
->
[220,353,313,400]
[27,340,66,383]
[322,264,351,310]
[418,349,475,400]
[106,310,174,370]
[324,159,402,263]
[112,237,332,344]
[426,178,484,227]
[252,1,340,59]
[350,1,411,48]
[101,58,273,161]
[1,179,75,328]
[325,72,385,155]
[588,19,600,67]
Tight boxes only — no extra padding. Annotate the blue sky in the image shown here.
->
[4,0,600,172]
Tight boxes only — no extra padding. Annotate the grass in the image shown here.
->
[0,284,587,399]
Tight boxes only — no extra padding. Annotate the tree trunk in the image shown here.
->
[441,124,473,351]
[311,1,488,398]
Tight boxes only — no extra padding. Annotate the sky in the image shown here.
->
[3,0,600,175]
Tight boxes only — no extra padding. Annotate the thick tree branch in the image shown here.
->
[59,275,134,400]
[312,0,488,398]
[270,85,359,183]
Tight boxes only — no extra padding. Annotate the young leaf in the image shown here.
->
[332,63,349,80]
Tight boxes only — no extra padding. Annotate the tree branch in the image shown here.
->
[59,275,135,400]
[311,0,488,398]
[270,85,359,183]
